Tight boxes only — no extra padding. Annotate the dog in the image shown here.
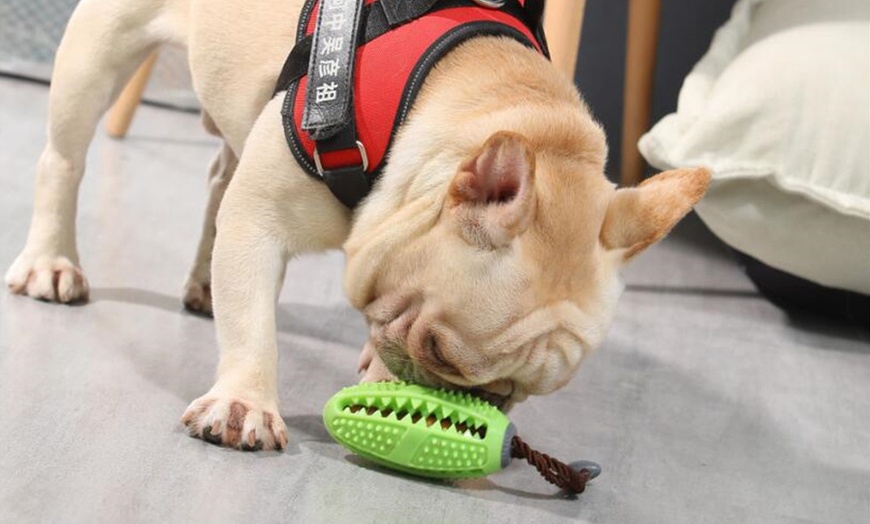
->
[4,0,710,451]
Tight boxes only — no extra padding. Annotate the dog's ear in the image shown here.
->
[447,131,536,248]
[600,167,711,261]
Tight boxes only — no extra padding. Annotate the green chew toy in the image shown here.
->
[323,381,600,494]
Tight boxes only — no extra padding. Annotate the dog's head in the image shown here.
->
[345,124,710,409]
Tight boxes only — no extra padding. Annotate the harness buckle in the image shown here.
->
[472,0,506,7]
[313,140,369,177]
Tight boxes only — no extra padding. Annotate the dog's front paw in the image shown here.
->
[182,277,212,316]
[181,393,288,451]
[5,253,89,303]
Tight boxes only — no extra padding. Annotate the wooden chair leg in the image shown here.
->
[543,0,588,80]
[105,52,158,139]
[620,0,662,186]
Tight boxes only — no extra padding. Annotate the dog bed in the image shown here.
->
[639,0,870,321]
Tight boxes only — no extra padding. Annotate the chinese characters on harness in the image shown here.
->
[314,0,351,104]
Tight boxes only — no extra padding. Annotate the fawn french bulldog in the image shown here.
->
[5,0,710,450]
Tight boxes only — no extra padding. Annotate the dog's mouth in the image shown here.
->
[466,387,513,411]
[366,298,515,411]
[405,375,512,411]
[382,352,514,411]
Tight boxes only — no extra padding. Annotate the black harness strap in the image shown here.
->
[301,0,368,207]
[379,0,441,26]
[523,0,549,57]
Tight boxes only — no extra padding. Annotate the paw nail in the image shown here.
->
[241,440,263,452]
[203,426,222,444]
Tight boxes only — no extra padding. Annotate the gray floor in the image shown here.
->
[0,77,868,524]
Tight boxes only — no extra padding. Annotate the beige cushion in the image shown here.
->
[639,0,870,294]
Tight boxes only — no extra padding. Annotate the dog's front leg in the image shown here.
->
[181,207,289,451]
[5,0,164,302]
[181,98,351,450]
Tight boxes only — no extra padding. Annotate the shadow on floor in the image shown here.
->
[83,287,363,404]
[90,286,367,348]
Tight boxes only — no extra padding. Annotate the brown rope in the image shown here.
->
[510,435,591,494]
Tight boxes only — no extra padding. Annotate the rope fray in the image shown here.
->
[510,435,591,494]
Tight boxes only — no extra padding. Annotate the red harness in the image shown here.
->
[276,0,548,207]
